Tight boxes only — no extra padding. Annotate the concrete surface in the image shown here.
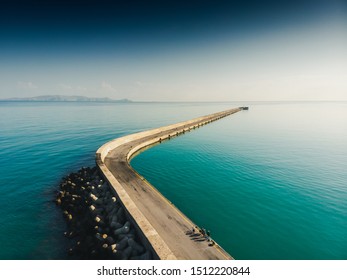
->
[96,108,241,259]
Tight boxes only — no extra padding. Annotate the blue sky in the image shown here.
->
[0,0,346,101]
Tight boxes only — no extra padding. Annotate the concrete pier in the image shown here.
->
[96,107,241,259]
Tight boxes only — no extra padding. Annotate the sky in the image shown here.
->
[0,0,346,101]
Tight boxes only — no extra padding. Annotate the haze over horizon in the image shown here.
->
[1,0,346,102]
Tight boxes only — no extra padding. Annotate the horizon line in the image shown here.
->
[1,99,346,103]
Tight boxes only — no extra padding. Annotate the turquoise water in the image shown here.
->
[0,102,346,259]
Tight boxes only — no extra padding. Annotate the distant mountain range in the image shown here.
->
[1,95,132,103]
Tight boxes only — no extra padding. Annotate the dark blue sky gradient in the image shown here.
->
[1,0,345,57]
[1,0,346,101]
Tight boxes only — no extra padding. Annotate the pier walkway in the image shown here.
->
[96,108,241,259]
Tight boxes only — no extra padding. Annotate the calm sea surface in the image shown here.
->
[0,101,346,259]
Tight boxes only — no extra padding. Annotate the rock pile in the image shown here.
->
[55,166,152,259]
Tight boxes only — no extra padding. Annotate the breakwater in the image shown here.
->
[96,107,242,259]
[55,166,150,259]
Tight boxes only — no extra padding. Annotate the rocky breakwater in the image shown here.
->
[55,166,151,259]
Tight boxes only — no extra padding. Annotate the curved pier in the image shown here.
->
[96,107,241,259]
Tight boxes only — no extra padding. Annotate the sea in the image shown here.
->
[0,101,346,260]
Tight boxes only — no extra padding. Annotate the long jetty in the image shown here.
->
[96,107,242,259]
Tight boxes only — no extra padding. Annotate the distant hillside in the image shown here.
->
[1,95,132,103]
